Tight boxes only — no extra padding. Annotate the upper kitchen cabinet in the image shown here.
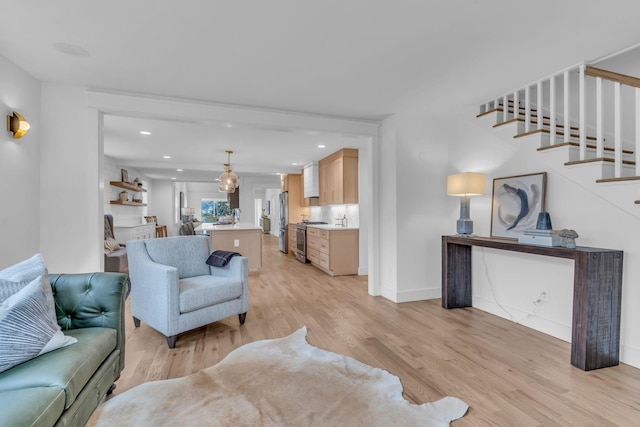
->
[319,148,358,205]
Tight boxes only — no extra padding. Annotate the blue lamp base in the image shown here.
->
[456,197,474,236]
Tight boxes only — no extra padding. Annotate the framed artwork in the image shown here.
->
[490,172,547,238]
[121,169,129,183]
[265,201,270,215]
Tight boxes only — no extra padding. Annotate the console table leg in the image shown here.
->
[571,251,623,370]
[442,238,472,308]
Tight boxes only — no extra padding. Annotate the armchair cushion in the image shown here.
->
[179,276,243,314]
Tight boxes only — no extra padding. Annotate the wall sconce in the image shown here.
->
[6,111,30,139]
[447,172,486,235]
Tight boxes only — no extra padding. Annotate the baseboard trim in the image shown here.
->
[380,287,440,303]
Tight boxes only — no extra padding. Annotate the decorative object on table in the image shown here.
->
[490,172,547,238]
[559,229,579,248]
[518,228,562,247]
[88,327,468,427]
[536,211,552,230]
[447,172,486,236]
[218,150,239,193]
[118,191,128,202]
[6,111,30,139]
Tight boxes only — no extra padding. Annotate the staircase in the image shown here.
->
[477,62,640,207]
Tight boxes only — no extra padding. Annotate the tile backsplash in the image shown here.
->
[310,204,359,227]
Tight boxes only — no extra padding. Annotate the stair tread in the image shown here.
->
[514,128,598,142]
[535,141,634,155]
[596,176,640,183]
[565,157,636,166]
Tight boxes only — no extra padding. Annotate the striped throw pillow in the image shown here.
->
[0,276,77,373]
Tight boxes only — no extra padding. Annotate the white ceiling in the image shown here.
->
[2,1,640,181]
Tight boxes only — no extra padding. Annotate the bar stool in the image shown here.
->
[144,216,168,238]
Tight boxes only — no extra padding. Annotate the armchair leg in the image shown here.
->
[133,317,140,327]
[167,335,177,349]
[239,312,247,325]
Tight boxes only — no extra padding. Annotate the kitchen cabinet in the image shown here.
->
[114,223,156,243]
[288,223,297,255]
[306,226,358,276]
[281,173,309,224]
[319,148,358,205]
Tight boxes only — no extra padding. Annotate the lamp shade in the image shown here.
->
[447,172,486,196]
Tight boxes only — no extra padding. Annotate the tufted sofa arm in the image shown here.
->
[49,272,128,373]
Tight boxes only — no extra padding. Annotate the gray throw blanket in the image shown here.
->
[206,250,241,267]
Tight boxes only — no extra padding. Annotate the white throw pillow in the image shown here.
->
[0,276,77,373]
[0,254,55,316]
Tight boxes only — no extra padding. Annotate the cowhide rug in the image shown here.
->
[88,327,468,426]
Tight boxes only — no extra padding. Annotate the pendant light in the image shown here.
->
[218,150,239,193]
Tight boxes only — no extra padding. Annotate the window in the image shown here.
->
[201,199,229,222]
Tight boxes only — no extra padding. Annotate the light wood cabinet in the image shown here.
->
[281,173,309,224]
[318,148,358,205]
[306,226,358,276]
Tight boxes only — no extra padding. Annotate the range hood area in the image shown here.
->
[303,162,319,198]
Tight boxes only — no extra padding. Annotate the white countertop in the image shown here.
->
[195,223,261,231]
[306,224,359,231]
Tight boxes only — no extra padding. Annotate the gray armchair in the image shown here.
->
[126,235,248,348]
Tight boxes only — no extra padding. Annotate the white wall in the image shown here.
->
[0,54,41,268]
[40,83,103,273]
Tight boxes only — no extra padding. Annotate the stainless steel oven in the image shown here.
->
[295,224,307,263]
[295,222,327,263]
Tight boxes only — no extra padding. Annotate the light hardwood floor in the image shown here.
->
[114,234,640,426]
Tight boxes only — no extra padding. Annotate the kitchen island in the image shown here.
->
[195,223,262,272]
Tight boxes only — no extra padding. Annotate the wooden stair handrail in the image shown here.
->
[585,66,640,89]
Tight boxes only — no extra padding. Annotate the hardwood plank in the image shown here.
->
[111,234,640,425]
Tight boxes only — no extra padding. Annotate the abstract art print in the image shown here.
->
[490,172,547,238]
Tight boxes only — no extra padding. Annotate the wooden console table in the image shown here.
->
[442,235,623,371]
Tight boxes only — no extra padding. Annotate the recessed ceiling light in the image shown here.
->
[140,131,151,135]
[292,162,298,166]
[224,123,233,128]
[317,144,326,148]
[163,155,171,159]
[171,177,177,180]
[177,169,183,172]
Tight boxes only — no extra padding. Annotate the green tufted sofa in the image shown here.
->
[0,272,128,427]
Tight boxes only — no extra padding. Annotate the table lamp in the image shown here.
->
[447,172,486,235]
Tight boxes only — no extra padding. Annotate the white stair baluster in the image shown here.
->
[596,77,603,158]
[525,86,531,133]
[550,75,557,145]
[564,70,570,144]
[636,88,640,176]
[579,64,586,160]
[614,82,622,178]
[503,95,508,123]
[537,81,543,130]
